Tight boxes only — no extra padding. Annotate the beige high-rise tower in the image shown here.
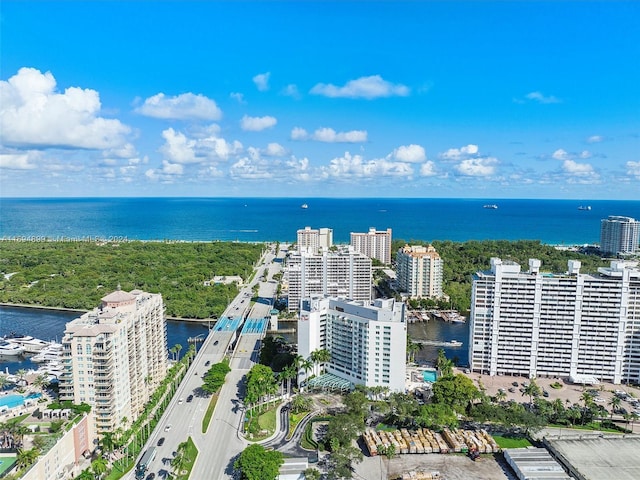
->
[60,288,167,433]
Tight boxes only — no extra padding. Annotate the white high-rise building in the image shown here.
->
[297,226,333,254]
[286,248,372,312]
[396,244,444,299]
[600,216,639,256]
[350,227,393,265]
[60,289,168,433]
[298,296,407,392]
[469,258,640,384]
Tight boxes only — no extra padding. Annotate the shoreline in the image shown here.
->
[0,303,214,324]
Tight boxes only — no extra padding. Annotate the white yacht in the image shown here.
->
[4,333,50,353]
[0,340,25,357]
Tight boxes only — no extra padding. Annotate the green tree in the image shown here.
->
[290,394,312,414]
[522,379,542,404]
[608,395,621,419]
[435,349,453,377]
[432,373,480,413]
[32,373,50,393]
[202,360,231,394]
[234,444,283,480]
[91,455,108,479]
[171,440,191,477]
[325,413,363,450]
[76,469,95,480]
[303,467,321,480]
[15,448,39,470]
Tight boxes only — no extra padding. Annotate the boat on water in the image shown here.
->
[0,340,26,357]
[483,204,498,209]
[301,203,308,209]
[578,205,592,211]
[414,339,464,348]
[3,333,50,353]
[30,343,63,363]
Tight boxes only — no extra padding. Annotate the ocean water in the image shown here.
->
[2,197,639,244]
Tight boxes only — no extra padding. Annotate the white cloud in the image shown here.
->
[321,151,414,178]
[0,67,131,149]
[230,157,274,179]
[0,152,37,170]
[393,144,426,163]
[240,115,277,131]
[310,75,410,99]
[524,91,561,104]
[159,127,242,164]
[579,150,592,159]
[281,84,301,99]
[265,143,286,156]
[562,159,594,175]
[441,144,479,161]
[159,128,198,164]
[253,72,271,91]
[135,92,222,120]
[230,92,246,104]
[311,128,367,143]
[626,161,640,179]
[291,127,308,140]
[552,148,569,161]
[419,161,436,176]
[455,157,498,176]
[586,135,604,143]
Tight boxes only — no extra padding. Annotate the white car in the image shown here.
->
[165,424,172,431]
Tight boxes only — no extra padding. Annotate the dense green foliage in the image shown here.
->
[201,359,231,394]
[234,444,283,480]
[393,239,610,310]
[0,240,262,318]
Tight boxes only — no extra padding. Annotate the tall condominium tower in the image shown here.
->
[297,226,333,254]
[396,244,444,299]
[350,227,393,265]
[600,216,639,256]
[298,296,407,392]
[469,258,640,384]
[286,248,372,312]
[60,289,168,433]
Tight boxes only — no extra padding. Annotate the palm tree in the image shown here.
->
[174,343,183,360]
[100,432,116,458]
[280,365,297,397]
[32,373,49,394]
[608,396,621,419]
[76,468,94,480]
[0,374,9,391]
[406,335,422,364]
[91,455,108,479]
[495,390,507,403]
[315,348,331,375]
[16,369,28,386]
[522,379,541,405]
[15,447,39,470]
[435,349,453,377]
[580,391,594,425]
[169,346,177,361]
[171,441,190,477]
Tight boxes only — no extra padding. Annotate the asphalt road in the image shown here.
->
[128,243,285,480]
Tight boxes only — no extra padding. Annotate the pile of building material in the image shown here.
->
[363,427,501,456]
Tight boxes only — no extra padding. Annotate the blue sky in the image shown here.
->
[1,1,638,199]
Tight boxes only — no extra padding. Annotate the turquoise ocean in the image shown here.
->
[2,197,639,244]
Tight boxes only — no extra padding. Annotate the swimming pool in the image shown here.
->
[422,370,438,382]
[0,392,42,409]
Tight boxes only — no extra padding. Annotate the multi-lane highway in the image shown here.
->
[129,244,286,479]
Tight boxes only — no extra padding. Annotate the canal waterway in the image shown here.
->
[0,305,207,375]
[0,305,470,376]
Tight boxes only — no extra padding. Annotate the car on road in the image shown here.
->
[512,381,519,387]
[178,398,183,404]
[164,424,172,431]
[146,474,155,480]
[508,387,516,393]
[542,390,549,397]
[157,437,165,446]
[214,340,219,345]
[187,395,194,403]
[205,360,210,366]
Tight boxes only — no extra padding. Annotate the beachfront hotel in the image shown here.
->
[395,244,444,299]
[285,247,372,312]
[350,227,393,265]
[298,296,407,392]
[297,226,334,254]
[469,258,640,384]
[600,215,640,256]
[59,288,167,433]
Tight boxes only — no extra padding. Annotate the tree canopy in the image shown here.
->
[234,444,283,480]
[0,240,262,318]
